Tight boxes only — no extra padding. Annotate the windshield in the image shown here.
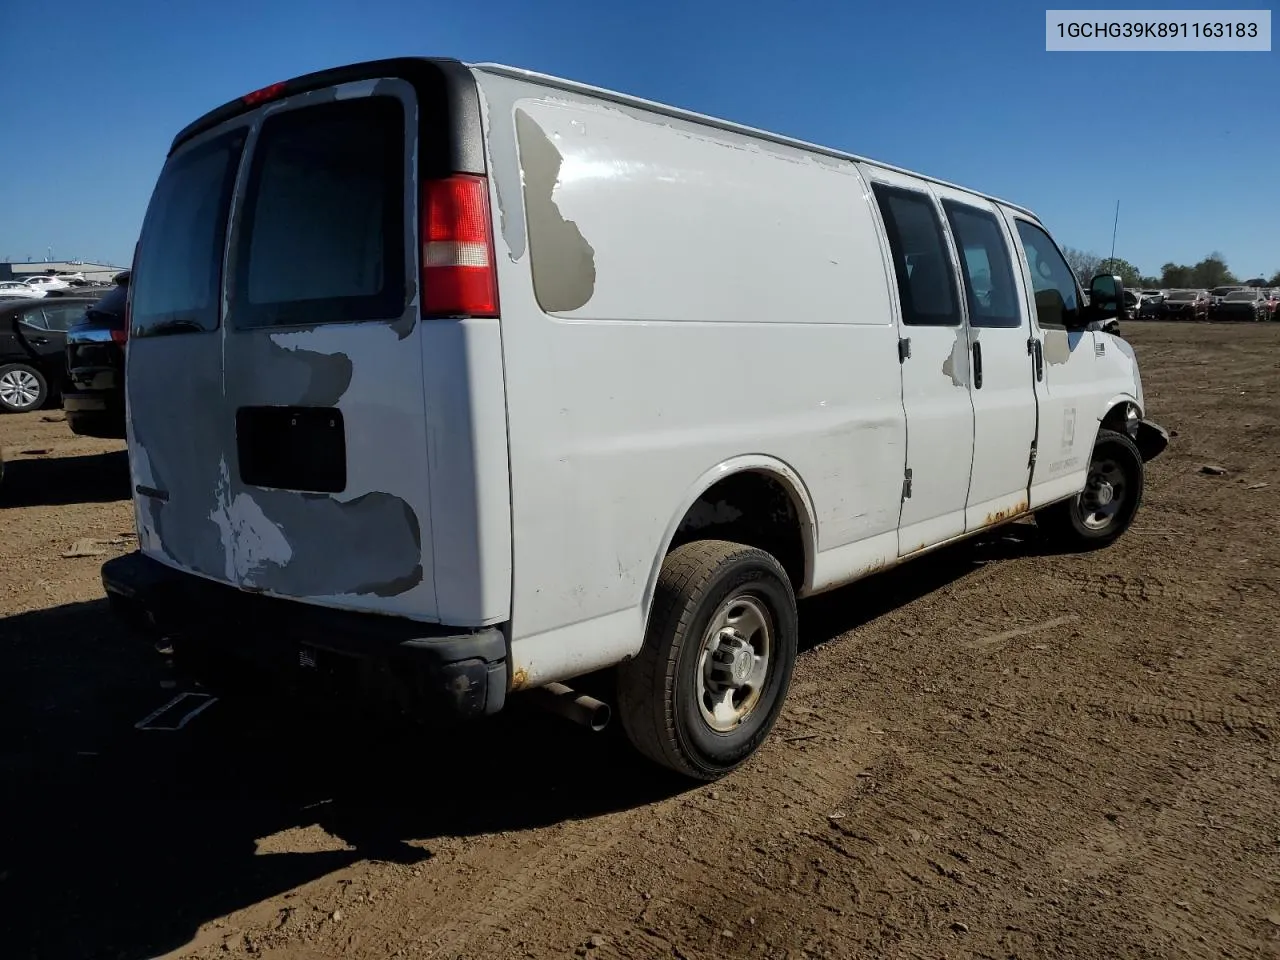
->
[1211,287,1238,296]
[1167,290,1199,301]
[1225,290,1259,301]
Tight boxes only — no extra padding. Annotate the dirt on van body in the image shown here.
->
[2,321,1279,960]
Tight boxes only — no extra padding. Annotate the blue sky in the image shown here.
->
[1,0,1276,278]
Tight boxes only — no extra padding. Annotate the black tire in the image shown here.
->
[617,539,798,781]
[0,363,48,413]
[1036,428,1145,550]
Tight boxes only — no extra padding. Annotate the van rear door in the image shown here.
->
[127,77,440,619]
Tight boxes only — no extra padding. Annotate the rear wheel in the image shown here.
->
[0,363,48,413]
[1036,428,1144,550]
[617,540,798,780]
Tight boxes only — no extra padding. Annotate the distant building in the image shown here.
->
[0,260,127,284]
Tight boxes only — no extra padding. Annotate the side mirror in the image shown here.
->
[1089,274,1125,321]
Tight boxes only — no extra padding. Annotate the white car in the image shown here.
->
[23,275,72,292]
[0,281,45,299]
[104,57,1169,780]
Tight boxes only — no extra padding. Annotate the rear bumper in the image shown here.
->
[101,551,509,720]
[63,389,126,439]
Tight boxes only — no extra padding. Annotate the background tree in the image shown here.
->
[1063,247,1102,284]
[1161,263,1194,287]
[1269,270,1280,286]
[1189,253,1237,289]
[1097,257,1143,289]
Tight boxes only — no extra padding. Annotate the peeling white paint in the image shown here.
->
[208,457,293,583]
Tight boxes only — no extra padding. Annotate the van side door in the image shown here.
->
[862,168,975,555]
[1002,213,1100,507]
[934,191,1038,527]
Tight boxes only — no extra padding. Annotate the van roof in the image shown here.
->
[470,61,1041,220]
[170,56,1039,222]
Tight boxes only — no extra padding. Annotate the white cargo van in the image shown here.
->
[103,57,1168,780]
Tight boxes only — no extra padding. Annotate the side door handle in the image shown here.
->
[972,340,983,390]
[1028,337,1044,381]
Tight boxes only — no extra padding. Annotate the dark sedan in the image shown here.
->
[64,271,129,438]
[0,297,97,413]
[1210,288,1269,322]
[1158,289,1210,321]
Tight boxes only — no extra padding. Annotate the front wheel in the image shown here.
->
[1036,428,1145,550]
[617,540,798,781]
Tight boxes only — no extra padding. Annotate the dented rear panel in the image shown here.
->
[126,60,512,627]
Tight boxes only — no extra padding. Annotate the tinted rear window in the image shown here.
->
[230,97,406,329]
[87,283,129,324]
[131,130,246,337]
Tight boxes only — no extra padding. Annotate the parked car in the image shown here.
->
[1209,285,1246,308]
[0,281,45,300]
[1159,288,1210,320]
[0,297,96,412]
[64,270,129,438]
[1121,289,1144,320]
[102,57,1168,780]
[22,275,72,293]
[1137,290,1165,320]
[1261,289,1280,320]
[1210,287,1269,322]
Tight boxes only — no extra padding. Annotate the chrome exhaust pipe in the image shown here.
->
[527,682,611,732]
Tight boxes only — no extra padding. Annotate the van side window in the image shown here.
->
[231,97,406,329]
[1013,220,1080,328]
[942,202,1021,329]
[871,183,961,327]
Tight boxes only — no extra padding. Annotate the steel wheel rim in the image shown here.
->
[0,369,40,409]
[1079,456,1126,530]
[695,594,774,733]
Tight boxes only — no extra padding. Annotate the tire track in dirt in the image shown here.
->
[422,814,637,959]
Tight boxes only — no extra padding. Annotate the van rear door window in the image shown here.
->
[131,130,246,337]
[231,97,406,329]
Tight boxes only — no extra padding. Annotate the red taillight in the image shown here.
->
[421,175,499,318]
[110,328,128,344]
[242,81,287,106]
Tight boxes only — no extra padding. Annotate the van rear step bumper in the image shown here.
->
[101,551,508,721]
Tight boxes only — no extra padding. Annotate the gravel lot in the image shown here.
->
[2,321,1278,960]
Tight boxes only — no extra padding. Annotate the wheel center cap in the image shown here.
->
[1094,482,1115,506]
[710,633,755,689]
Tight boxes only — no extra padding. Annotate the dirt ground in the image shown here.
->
[2,321,1278,960]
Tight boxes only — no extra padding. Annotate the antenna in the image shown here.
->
[1108,199,1120,267]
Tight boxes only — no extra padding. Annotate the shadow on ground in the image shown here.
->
[0,523,1043,960]
[799,520,1041,648]
[0,450,130,508]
